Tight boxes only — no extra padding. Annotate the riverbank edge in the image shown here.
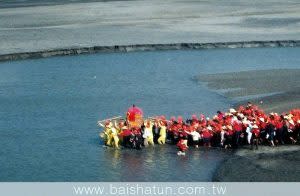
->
[212,145,300,182]
[1,40,300,62]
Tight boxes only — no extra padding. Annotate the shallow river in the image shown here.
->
[0,47,299,181]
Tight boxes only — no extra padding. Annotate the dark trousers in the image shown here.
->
[234,131,241,148]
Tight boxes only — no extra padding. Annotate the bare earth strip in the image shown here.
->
[0,0,300,55]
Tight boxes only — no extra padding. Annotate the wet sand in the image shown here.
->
[195,69,300,113]
[213,146,300,181]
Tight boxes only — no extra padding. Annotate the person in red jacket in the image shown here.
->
[119,128,133,148]
[217,111,224,121]
[199,114,207,127]
[177,138,188,155]
[232,117,243,148]
[202,127,213,147]
[177,116,183,125]
[177,133,188,155]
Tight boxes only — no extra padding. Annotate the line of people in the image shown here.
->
[98,102,300,155]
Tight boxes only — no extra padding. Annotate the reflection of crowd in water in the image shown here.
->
[99,102,300,155]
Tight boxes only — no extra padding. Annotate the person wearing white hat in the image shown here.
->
[229,108,237,114]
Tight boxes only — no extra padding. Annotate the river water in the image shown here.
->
[0,47,299,181]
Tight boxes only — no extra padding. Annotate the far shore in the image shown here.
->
[1,0,300,55]
[0,40,299,62]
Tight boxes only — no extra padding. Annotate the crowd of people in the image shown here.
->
[98,102,300,155]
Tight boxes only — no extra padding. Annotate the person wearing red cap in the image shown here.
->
[232,117,243,148]
[199,114,207,127]
[177,116,183,124]
[177,132,188,155]
[191,114,198,124]
[168,119,178,144]
[119,127,133,148]
[217,111,224,121]
[177,138,188,155]
[170,116,176,122]
[243,106,253,117]
[202,127,213,148]
[274,116,284,145]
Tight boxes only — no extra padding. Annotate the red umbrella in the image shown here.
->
[126,105,144,128]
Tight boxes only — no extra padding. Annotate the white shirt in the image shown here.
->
[191,131,201,141]
[143,124,153,138]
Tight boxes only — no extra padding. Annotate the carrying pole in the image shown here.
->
[97,116,123,127]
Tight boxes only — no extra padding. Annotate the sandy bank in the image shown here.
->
[213,145,300,181]
[1,0,300,55]
[195,69,300,113]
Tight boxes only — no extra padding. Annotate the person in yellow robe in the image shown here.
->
[143,120,154,146]
[99,120,120,148]
[158,120,167,144]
